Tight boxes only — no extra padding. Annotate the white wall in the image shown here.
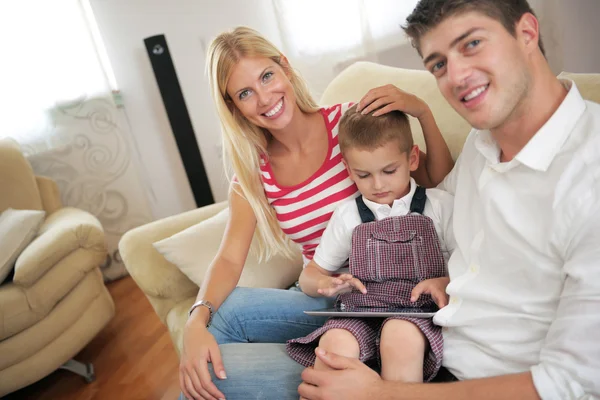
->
[89,0,283,219]
[558,0,600,73]
[90,0,599,220]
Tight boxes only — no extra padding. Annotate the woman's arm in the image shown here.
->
[181,183,257,400]
[356,84,454,188]
[189,183,257,325]
[412,108,454,187]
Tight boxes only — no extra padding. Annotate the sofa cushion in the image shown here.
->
[0,247,107,341]
[153,208,303,291]
[0,272,113,396]
[14,207,106,286]
[0,138,43,214]
[0,208,45,284]
[0,268,113,372]
[0,283,30,341]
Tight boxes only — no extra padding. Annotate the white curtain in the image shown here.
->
[273,0,420,99]
[0,0,116,149]
[0,0,153,282]
[273,0,566,98]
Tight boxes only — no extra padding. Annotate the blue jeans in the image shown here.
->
[179,286,334,399]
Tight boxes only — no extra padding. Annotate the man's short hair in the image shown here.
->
[403,0,545,56]
[338,104,413,156]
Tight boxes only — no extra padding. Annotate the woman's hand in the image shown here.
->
[356,84,430,119]
[317,273,367,297]
[410,277,450,308]
[179,317,227,400]
[357,84,454,187]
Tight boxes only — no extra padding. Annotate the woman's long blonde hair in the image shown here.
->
[206,26,320,261]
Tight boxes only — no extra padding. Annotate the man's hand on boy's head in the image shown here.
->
[410,276,450,308]
[317,274,367,297]
[356,84,429,119]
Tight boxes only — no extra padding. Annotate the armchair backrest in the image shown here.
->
[0,138,43,213]
[320,62,600,160]
[557,72,600,104]
[320,62,471,160]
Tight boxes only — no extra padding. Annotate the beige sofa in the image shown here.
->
[119,62,600,357]
[0,138,115,396]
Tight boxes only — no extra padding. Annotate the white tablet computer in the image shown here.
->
[304,306,438,318]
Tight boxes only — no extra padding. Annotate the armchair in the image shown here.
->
[0,138,115,396]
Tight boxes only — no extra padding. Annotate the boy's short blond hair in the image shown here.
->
[338,104,413,155]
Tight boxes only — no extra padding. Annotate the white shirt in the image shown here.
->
[313,178,455,272]
[436,81,600,399]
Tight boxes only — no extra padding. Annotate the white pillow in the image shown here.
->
[0,208,46,283]
[152,208,303,289]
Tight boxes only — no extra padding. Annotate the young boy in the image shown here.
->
[286,104,455,382]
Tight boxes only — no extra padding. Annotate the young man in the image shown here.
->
[178,1,599,399]
[298,0,600,399]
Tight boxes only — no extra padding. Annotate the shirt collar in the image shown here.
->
[362,178,417,220]
[474,80,587,172]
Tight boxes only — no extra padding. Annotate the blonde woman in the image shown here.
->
[179,26,454,400]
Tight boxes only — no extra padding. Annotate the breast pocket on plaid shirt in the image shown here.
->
[365,229,423,283]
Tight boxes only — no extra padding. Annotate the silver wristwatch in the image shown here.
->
[188,300,214,327]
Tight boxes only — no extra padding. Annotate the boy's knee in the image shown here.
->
[380,320,426,352]
[319,329,360,356]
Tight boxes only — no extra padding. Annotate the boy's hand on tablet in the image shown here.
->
[317,274,367,297]
[410,276,450,308]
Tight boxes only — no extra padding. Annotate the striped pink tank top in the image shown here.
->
[260,103,359,264]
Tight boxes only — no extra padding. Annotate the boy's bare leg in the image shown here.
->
[379,319,427,382]
[314,329,360,371]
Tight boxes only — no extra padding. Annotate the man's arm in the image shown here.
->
[299,349,540,400]
[300,198,600,400]
[529,193,600,399]
[378,372,539,400]
[380,372,540,400]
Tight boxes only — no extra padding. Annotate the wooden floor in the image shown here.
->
[5,276,181,400]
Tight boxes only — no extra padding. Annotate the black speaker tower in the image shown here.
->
[144,34,214,207]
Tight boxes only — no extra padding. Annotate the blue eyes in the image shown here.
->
[431,61,445,73]
[262,71,273,81]
[237,71,274,100]
[239,90,250,100]
[430,39,481,75]
[466,39,480,49]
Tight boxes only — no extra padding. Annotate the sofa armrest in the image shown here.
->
[13,207,106,287]
[35,176,63,215]
[118,202,228,308]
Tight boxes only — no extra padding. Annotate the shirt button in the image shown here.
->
[450,297,459,305]
[470,265,478,273]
